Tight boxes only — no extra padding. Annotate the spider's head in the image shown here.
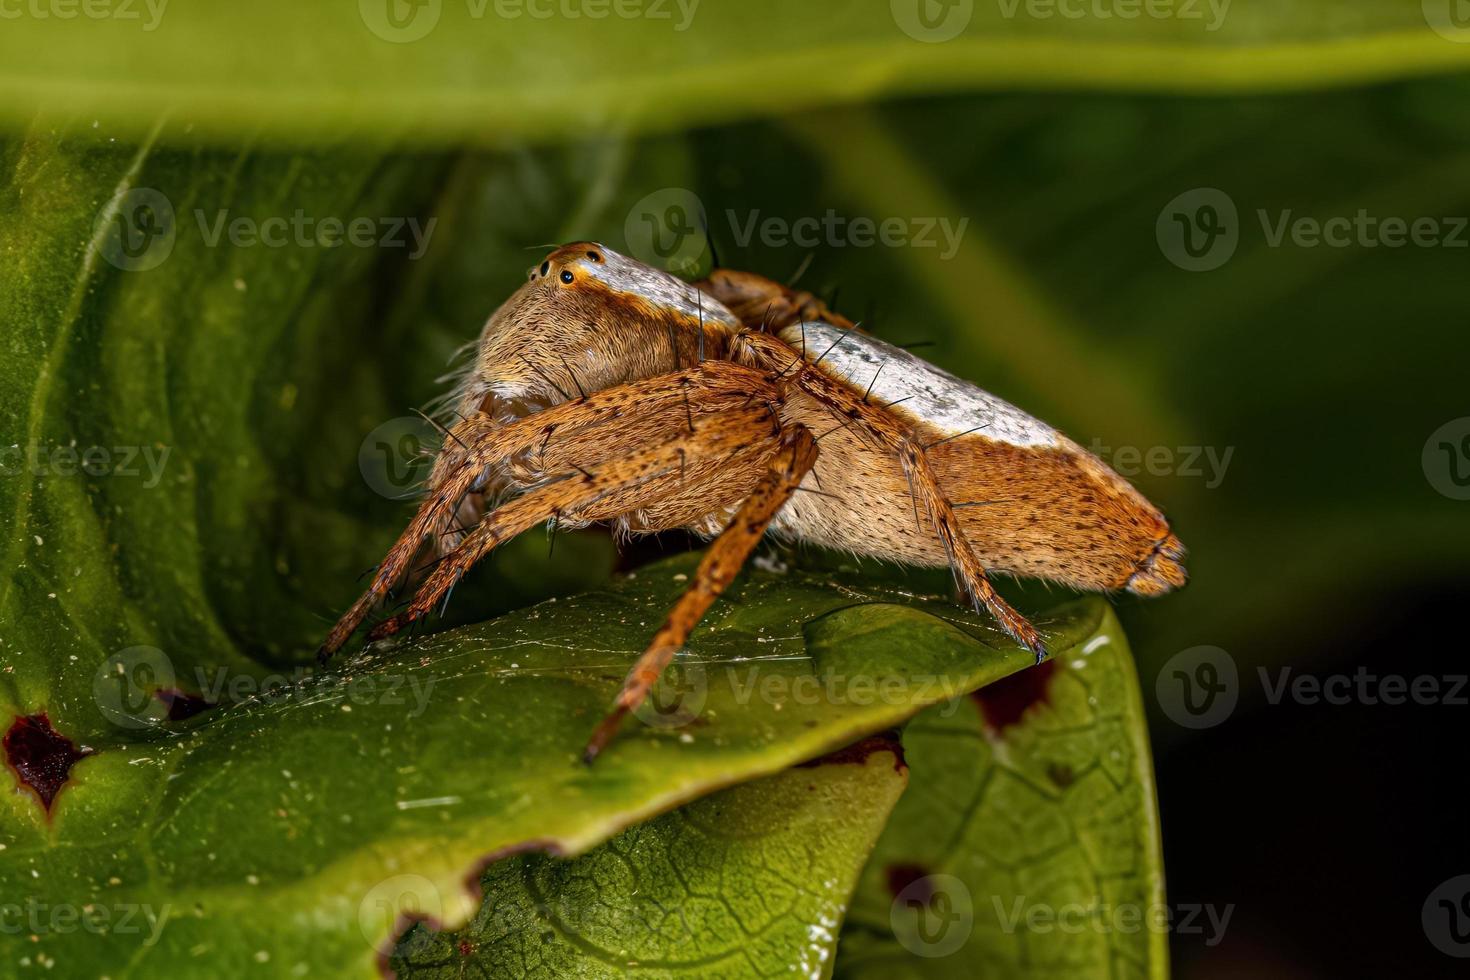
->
[457,242,741,422]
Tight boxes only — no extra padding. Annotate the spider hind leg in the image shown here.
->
[582,424,818,763]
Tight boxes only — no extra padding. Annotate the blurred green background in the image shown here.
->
[3,2,1469,976]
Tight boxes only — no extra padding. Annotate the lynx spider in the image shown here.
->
[321,243,1186,761]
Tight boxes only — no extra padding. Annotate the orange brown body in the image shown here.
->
[321,242,1185,759]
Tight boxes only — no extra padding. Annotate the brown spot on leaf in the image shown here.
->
[886,862,933,900]
[797,730,906,773]
[971,659,1058,734]
[157,689,215,721]
[1047,762,1075,788]
[4,713,93,814]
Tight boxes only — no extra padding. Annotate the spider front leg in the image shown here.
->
[366,401,782,644]
[582,424,819,763]
[320,363,781,659]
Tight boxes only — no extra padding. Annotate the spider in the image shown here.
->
[320,242,1186,761]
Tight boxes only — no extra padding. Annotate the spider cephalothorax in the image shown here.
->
[322,242,1185,760]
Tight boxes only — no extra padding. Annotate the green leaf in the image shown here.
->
[1,4,1468,146]
[833,607,1168,978]
[390,735,908,978]
[0,549,1110,978]
[0,120,627,742]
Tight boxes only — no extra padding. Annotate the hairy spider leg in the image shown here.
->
[365,401,784,643]
[320,363,781,659]
[582,424,819,763]
[734,329,1047,662]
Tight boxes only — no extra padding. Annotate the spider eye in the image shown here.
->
[540,261,550,276]
[586,250,601,262]
[560,270,575,284]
